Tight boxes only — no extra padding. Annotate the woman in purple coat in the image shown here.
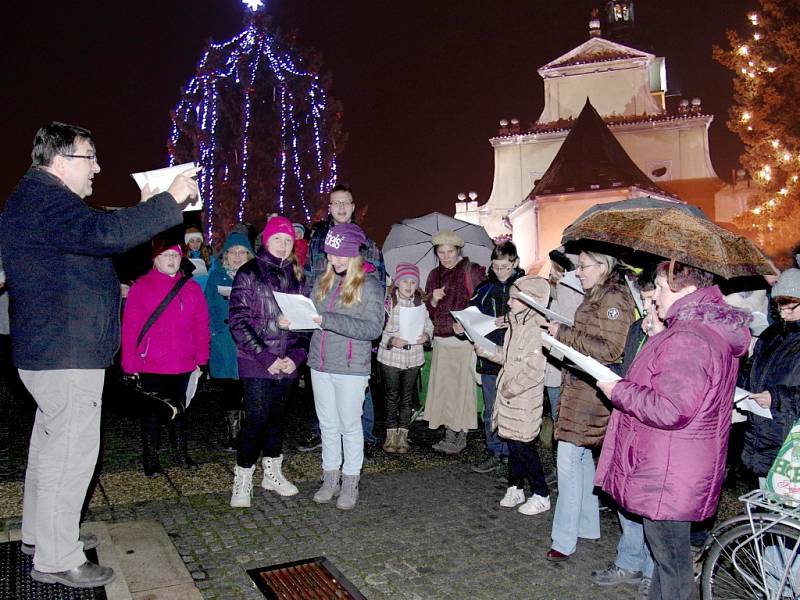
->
[595,261,751,600]
[227,217,307,508]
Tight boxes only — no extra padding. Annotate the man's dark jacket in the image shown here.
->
[0,167,183,370]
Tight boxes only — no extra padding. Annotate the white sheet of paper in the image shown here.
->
[735,387,773,419]
[451,312,497,356]
[450,306,498,337]
[273,292,320,330]
[517,292,574,326]
[542,333,621,382]
[560,270,585,295]
[625,276,644,316]
[398,305,426,343]
[216,285,232,298]
[184,367,202,409]
[189,258,208,276]
[131,162,203,212]
[749,312,770,336]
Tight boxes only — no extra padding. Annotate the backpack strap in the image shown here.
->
[136,276,190,349]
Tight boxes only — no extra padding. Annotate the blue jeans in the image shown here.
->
[237,378,292,468]
[551,440,600,555]
[643,518,695,600]
[616,509,654,576]
[546,386,560,421]
[480,374,507,458]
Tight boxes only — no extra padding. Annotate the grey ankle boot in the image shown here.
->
[443,430,467,455]
[336,473,360,510]
[313,470,341,504]
[432,427,456,452]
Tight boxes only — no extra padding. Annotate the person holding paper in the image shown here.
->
[545,250,634,563]
[476,276,552,515]
[467,241,525,474]
[204,231,254,451]
[184,226,212,268]
[378,263,433,454]
[741,268,800,484]
[306,223,384,510]
[594,261,751,600]
[2,122,198,588]
[424,229,487,454]
[227,217,307,508]
[121,240,210,475]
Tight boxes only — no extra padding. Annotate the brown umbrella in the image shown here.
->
[561,203,777,279]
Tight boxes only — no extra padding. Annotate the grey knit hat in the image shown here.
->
[772,268,800,300]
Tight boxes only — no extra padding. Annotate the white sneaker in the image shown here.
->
[230,465,255,507]
[261,455,299,497]
[518,494,551,515]
[499,486,525,508]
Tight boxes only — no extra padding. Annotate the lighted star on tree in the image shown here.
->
[714,0,800,259]
[242,0,264,12]
[168,4,344,245]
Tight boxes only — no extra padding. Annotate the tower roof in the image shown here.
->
[529,99,675,199]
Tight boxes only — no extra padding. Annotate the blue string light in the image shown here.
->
[168,6,338,244]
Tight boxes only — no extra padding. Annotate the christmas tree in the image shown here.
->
[714,0,800,259]
[169,0,344,245]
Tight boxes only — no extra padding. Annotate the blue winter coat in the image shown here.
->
[0,167,183,370]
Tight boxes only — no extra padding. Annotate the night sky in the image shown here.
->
[1,0,755,244]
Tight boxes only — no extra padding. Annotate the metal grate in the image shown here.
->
[247,557,366,599]
[0,541,107,600]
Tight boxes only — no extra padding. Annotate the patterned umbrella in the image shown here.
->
[561,198,777,279]
[382,212,494,286]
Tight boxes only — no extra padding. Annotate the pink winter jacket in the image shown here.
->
[122,269,210,375]
[594,286,751,521]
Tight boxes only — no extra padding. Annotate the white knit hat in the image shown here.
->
[772,268,800,300]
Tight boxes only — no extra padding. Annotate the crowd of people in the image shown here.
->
[3,122,799,599]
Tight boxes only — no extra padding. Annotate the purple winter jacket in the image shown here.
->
[228,247,307,379]
[594,286,751,521]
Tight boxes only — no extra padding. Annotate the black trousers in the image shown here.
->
[139,372,191,434]
[643,518,696,600]
[506,438,549,497]
[215,378,243,411]
[237,377,292,468]
[379,363,421,428]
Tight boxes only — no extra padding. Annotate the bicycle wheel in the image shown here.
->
[702,522,800,599]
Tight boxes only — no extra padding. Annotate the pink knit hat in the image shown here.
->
[152,242,183,259]
[394,263,420,285]
[324,223,366,258]
[261,216,295,247]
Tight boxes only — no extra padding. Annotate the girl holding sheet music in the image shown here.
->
[378,263,434,454]
[227,217,307,508]
[544,249,634,563]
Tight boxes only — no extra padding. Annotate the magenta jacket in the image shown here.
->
[122,269,210,375]
[595,286,750,521]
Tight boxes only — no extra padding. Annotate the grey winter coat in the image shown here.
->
[307,269,384,376]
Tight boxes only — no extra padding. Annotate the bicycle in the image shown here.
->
[701,489,800,599]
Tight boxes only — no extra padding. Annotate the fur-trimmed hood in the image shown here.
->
[668,285,752,359]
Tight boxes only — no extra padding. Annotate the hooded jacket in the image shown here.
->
[307,265,385,376]
[204,232,254,379]
[121,269,210,375]
[228,246,307,380]
[595,286,751,521]
[741,319,800,476]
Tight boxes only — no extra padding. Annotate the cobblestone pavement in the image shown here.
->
[1,375,748,598]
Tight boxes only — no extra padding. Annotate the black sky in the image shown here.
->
[1,0,755,244]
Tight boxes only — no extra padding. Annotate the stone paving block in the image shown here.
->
[0,481,23,519]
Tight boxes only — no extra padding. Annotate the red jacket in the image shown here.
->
[122,269,210,375]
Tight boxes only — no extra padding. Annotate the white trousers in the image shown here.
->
[310,369,368,476]
[19,369,104,572]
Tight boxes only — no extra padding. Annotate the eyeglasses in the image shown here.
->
[61,154,98,162]
[576,263,601,272]
[227,249,251,257]
[329,201,352,208]
[492,263,514,272]
[778,302,800,312]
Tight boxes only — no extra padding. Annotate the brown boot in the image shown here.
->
[383,428,398,453]
[395,428,410,454]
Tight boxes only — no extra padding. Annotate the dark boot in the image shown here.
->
[141,415,163,477]
[224,410,242,452]
[170,414,198,470]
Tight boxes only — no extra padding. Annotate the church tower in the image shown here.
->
[605,1,637,45]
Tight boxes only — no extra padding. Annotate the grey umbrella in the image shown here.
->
[382,212,494,286]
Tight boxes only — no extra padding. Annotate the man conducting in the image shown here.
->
[1,122,199,588]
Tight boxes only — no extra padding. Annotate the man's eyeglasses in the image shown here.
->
[61,154,97,162]
[329,201,352,208]
[492,263,514,272]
